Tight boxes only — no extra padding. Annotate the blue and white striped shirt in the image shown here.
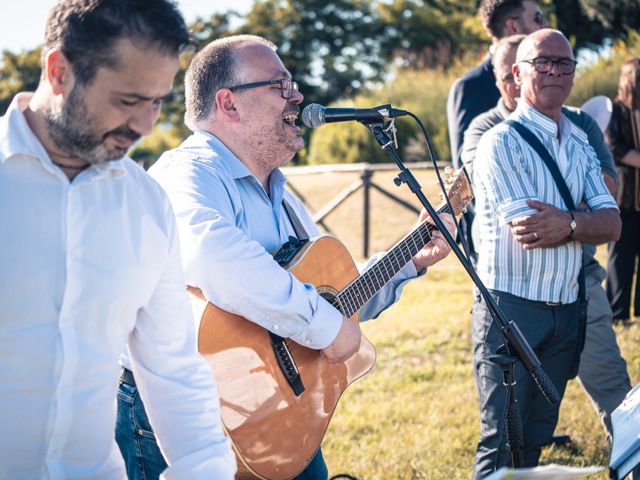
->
[473,102,618,303]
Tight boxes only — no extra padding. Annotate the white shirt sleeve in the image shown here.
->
[127,201,236,479]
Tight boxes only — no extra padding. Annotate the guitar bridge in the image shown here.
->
[269,332,305,396]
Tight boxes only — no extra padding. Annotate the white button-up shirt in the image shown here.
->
[0,94,235,479]
[474,101,618,303]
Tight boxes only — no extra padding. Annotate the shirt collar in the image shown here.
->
[514,99,560,138]
[0,92,126,178]
[497,98,513,119]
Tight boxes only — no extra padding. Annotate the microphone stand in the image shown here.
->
[363,119,560,466]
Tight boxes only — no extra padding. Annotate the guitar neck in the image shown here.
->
[337,203,451,317]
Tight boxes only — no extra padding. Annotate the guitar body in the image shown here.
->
[195,236,377,480]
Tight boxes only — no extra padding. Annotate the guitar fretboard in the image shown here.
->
[332,204,451,318]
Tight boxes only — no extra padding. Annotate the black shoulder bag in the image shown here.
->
[504,119,588,378]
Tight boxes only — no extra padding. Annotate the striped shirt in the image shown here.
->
[473,102,618,303]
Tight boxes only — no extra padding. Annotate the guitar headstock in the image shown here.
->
[438,167,473,218]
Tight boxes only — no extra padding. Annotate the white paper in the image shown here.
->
[483,464,603,480]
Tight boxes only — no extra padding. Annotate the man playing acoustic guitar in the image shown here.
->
[118,34,456,480]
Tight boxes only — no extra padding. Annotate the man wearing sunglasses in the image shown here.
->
[470,29,621,477]
[447,0,548,264]
[116,34,455,479]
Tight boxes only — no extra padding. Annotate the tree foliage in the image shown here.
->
[0,48,41,115]
[2,0,640,164]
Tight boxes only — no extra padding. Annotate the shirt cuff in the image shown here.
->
[288,296,343,350]
[499,199,538,226]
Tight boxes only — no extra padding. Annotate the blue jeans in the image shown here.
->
[115,369,328,479]
[115,376,167,479]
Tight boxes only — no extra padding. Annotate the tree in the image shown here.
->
[0,48,41,115]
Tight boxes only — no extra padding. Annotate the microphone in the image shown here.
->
[301,103,409,128]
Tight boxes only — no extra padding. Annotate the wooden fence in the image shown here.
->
[282,162,446,257]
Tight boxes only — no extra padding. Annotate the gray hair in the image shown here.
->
[184,34,277,131]
[492,34,526,69]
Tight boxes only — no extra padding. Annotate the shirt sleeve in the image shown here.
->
[474,127,540,225]
[580,137,620,211]
[156,159,342,350]
[357,255,423,321]
[127,198,236,480]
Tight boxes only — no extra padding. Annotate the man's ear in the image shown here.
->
[44,49,72,96]
[215,88,240,122]
[513,63,523,86]
[503,18,520,36]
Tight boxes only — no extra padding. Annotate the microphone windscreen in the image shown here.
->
[301,103,324,128]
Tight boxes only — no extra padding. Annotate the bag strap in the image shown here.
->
[504,120,576,211]
[283,197,309,241]
[504,119,586,302]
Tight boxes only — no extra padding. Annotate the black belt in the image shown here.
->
[120,368,136,387]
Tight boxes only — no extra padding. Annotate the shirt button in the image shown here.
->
[273,324,280,330]
[305,340,311,346]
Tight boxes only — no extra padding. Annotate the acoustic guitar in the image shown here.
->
[189,169,472,479]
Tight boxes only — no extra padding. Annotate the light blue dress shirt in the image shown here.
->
[149,130,421,349]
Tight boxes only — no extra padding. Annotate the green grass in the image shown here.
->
[284,167,639,479]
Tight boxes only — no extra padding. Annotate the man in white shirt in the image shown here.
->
[115,34,455,479]
[471,29,621,477]
[0,1,235,478]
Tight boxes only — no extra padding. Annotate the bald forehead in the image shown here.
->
[516,29,573,62]
[235,42,288,78]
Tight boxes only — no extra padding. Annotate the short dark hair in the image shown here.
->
[479,0,526,39]
[43,0,190,85]
[184,35,276,131]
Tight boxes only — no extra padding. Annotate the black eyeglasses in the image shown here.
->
[520,56,578,75]
[227,78,299,99]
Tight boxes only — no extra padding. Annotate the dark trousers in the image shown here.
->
[115,369,328,480]
[472,290,580,479]
[606,210,640,320]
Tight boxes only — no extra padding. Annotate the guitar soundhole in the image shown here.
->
[319,289,343,314]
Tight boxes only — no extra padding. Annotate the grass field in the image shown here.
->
[284,166,640,480]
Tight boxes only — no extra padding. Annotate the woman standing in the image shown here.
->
[606,58,640,323]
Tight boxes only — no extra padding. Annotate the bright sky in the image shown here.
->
[0,0,253,53]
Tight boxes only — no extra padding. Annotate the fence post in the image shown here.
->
[361,168,373,258]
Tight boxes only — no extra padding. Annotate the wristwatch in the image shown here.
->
[568,211,577,240]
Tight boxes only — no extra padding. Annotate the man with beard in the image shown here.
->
[471,29,621,477]
[0,1,235,478]
[114,34,455,479]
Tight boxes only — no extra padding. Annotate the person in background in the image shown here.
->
[605,58,640,325]
[470,29,621,477]
[461,34,630,442]
[446,0,548,261]
[0,1,235,478]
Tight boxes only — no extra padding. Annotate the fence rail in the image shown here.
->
[283,162,443,257]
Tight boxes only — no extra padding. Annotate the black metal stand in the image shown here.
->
[364,120,560,406]
[491,353,524,468]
